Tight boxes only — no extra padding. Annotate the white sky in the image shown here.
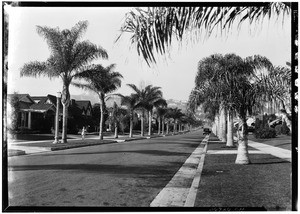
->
[6,6,291,102]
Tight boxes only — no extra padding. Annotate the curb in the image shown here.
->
[8,149,26,157]
[9,131,193,156]
[50,140,119,151]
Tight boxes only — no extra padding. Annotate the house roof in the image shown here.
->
[29,103,55,112]
[8,94,35,104]
[75,100,91,110]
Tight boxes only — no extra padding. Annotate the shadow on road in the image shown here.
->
[9,163,180,176]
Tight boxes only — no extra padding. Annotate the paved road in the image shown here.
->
[8,131,205,207]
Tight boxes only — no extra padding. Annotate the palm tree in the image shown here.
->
[117,94,139,138]
[127,84,164,136]
[72,64,123,140]
[164,107,175,135]
[107,102,127,138]
[118,4,291,66]
[20,21,108,143]
[148,98,167,135]
[156,106,168,135]
[189,53,273,164]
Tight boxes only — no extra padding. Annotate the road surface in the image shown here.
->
[8,130,205,207]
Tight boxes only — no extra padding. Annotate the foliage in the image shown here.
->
[8,93,21,131]
[254,126,277,139]
[280,121,290,135]
[118,4,290,66]
[20,20,108,141]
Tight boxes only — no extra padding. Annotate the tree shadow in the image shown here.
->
[8,163,180,176]
[38,149,191,157]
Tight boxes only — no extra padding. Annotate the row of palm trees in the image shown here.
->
[187,53,291,164]
[19,20,199,142]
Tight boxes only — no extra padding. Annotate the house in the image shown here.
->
[8,93,93,133]
[74,100,92,117]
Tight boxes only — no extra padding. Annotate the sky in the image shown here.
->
[6,5,291,103]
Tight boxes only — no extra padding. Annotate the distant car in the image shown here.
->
[203,128,211,135]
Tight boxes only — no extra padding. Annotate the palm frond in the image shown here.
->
[118,4,290,66]
[20,61,59,79]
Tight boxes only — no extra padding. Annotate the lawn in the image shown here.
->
[248,134,291,151]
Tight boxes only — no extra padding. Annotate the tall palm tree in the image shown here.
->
[20,21,108,143]
[72,64,123,140]
[118,4,291,66]
[117,94,139,138]
[189,53,273,164]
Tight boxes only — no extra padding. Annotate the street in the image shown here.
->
[8,131,205,207]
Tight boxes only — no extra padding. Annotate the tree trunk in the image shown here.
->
[158,116,161,135]
[148,110,152,136]
[226,110,234,147]
[220,107,227,143]
[99,94,105,140]
[161,117,165,135]
[114,122,118,138]
[235,119,250,164]
[61,103,68,143]
[129,112,133,138]
[141,110,144,136]
[166,121,169,134]
[173,122,176,134]
[61,82,70,144]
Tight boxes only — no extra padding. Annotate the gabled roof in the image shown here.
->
[8,94,35,104]
[30,103,55,113]
[75,100,91,110]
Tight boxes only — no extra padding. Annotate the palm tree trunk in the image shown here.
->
[235,118,250,164]
[280,99,286,111]
[148,110,152,136]
[61,103,68,143]
[220,107,227,142]
[166,121,169,134]
[226,110,234,147]
[161,117,165,135]
[61,82,70,144]
[158,116,161,135]
[173,122,176,134]
[129,112,133,138]
[114,122,118,138]
[99,94,105,140]
[141,110,144,136]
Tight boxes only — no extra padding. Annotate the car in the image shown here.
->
[203,128,211,135]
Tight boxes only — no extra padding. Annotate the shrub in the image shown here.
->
[275,125,282,135]
[281,121,290,135]
[254,127,277,139]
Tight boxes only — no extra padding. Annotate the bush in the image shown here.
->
[254,127,277,139]
[275,125,282,135]
[281,121,290,135]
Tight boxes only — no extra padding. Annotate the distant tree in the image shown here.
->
[106,102,127,138]
[20,21,108,143]
[117,94,139,137]
[127,84,164,136]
